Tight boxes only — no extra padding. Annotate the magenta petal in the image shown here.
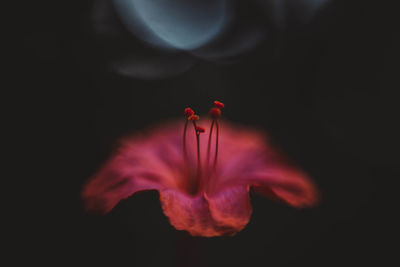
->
[209,121,319,208]
[247,167,319,208]
[159,190,214,236]
[81,131,184,213]
[205,186,252,235]
[82,158,163,213]
[160,186,252,236]
[215,151,319,208]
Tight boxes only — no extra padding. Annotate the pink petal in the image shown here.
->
[205,185,252,235]
[82,156,163,214]
[211,127,319,207]
[82,127,185,213]
[245,167,319,208]
[160,186,252,236]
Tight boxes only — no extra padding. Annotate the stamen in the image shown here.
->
[183,108,194,185]
[182,101,224,194]
[206,120,215,172]
[191,119,204,194]
[183,120,188,160]
[207,101,224,181]
[213,120,220,171]
[207,107,222,168]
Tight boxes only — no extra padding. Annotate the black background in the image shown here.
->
[19,0,398,266]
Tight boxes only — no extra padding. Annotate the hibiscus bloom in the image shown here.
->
[82,101,319,237]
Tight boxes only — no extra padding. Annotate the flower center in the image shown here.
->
[183,101,224,195]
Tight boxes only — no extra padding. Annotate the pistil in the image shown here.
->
[213,120,220,171]
[191,118,202,183]
[183,108,194,190]
[206,119,215,172]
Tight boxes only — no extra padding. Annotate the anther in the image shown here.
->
[188,114,200,121]
[214,101,225,109]
[209,107,221,118]
[196,126,206,133]
[184,107,194,118]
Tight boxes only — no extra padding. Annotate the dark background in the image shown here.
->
[19,0,398,266]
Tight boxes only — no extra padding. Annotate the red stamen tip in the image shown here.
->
[184,107,195,118]
[196,126,206,133]
[188,114,200,121]
[209,107,221,118]
[214,101,225,109]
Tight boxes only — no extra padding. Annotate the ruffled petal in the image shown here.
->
[205,186,252,235]
[159,190,215,236]
[160,186,252,237]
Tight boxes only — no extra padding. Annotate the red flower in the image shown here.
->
[82,101,319,237]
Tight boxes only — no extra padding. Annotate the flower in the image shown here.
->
[82,101,319,237]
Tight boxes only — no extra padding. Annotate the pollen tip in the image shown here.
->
[184,107,195,118]
[209,107,221,118]
[188,114,200,121]
[214,101,225,109]
[196,126,206,133]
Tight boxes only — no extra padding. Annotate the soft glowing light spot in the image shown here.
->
[113,0,228,50]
